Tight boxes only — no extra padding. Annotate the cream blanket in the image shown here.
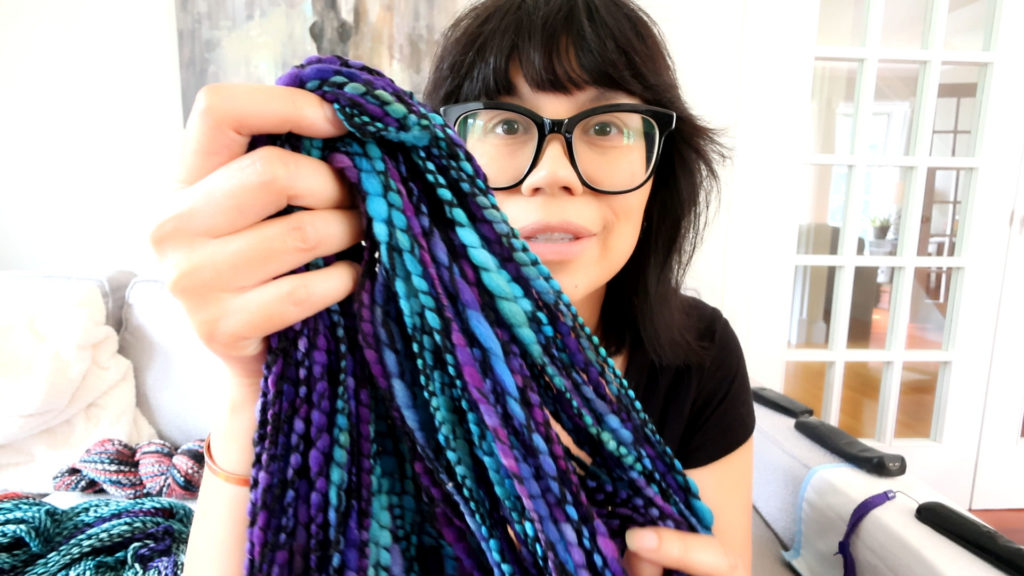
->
[0,275,155,493]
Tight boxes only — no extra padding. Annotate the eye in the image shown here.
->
[578,113,640,145]
[590,121,618,137]
[495,118,522,136]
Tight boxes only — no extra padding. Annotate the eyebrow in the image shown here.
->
[584,88,638,106]
[502,87,640,107]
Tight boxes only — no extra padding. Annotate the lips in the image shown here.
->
[516,221,596,242]
[515,221,597,262]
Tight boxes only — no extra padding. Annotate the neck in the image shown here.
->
[571,285,629,372]
[574,285,606,336]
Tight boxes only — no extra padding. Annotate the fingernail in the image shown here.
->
[625,528,659,551]
[323,101,346,129]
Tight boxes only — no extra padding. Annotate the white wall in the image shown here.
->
[0,0,183,275]
[639,0,745,313]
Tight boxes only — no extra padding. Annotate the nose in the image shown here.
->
[519,134,584,197]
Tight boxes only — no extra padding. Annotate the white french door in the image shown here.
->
[655,0,1024,508]
[972,149,1024,509]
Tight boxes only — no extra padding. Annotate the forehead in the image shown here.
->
[500,65,643,111]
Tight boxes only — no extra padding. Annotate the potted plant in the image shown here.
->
[870,216,891,239]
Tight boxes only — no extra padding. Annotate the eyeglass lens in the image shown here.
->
[454,109,659,192]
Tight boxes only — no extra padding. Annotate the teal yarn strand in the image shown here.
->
[247,55,712,575]
[0,493,193,575]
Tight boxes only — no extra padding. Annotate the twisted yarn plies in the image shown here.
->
[53,438,205,500]
[0,493,193,575]
[247,55,713,575]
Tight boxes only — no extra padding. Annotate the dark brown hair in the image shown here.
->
[423,0,726,364]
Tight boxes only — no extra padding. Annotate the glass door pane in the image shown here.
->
[848,266,890,349]
[897,362,943,438]
[907,267,957,349]
[862,166,911,251]
[789,266,839,348]
[944,0,996,50]
[920,168,970,257]
[840,361,885,437]
[784,362,830,416]
[872,62,923,156]
[812,60,860,155]
[818,0,868,46]
[881,0,929,49]
[797,165,850,255]
[930,64,985,158]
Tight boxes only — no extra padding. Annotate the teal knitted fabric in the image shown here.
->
[0,493,193,575]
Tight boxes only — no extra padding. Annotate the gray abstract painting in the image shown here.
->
[176,0,467,121]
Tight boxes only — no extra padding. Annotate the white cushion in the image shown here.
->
[118,278,223,447]
[0,272,154,492]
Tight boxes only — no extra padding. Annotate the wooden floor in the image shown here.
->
[970,509,1024,547]
[783,303,942,440]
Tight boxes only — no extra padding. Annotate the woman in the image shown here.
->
[153,0,755,574]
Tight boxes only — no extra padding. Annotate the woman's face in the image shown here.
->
[491,68,652,330]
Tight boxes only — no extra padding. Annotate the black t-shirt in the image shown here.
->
[624,297,756,469]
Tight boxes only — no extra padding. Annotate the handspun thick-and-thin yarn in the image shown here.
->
[248,55,713,575]
[0,492,193,575]
[53,438,205,500]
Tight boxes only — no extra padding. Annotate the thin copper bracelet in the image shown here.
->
[203,434,252,487]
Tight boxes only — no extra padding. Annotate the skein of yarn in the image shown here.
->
[246,55,712,575]
[0,493,193,575]
[53,438,205,500]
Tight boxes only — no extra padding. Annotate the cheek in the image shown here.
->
[610,191,651,245]
[491,194,528,228]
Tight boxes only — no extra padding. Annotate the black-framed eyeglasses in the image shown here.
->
[440,101,676,194]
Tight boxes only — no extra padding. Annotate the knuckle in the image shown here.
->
[188,84,228,127]
[243,146,283,186]
[284,278,315,308]
[164,265,195,299]
[148,220,172,254]
[193,315,232,351]
[149,213,190,256]
[163,254,210,300]
[243,146,297,199]
[337,261,363,293]
[193,305,247,351]
[149,202,193,256]
[284,214,321,254]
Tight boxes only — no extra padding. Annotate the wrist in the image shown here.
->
[204,434,252,487]
[207,376,260,479]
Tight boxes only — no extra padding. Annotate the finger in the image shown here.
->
[159,146,356,243]
[179,83,348,188]
[197,260,362,361]
[625,528,738,575]
[176,208,364,294]
[230,259,362,336]
[622,551,664,576]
